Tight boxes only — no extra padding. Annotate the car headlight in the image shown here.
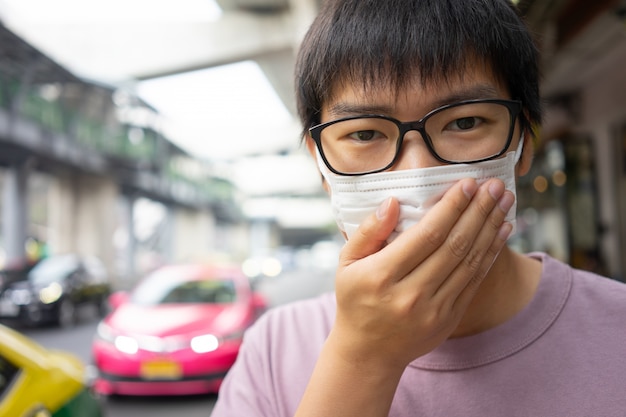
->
[10,288,32,305]
[114,335,139,354]
[190,334,220,353]
[190,330,245,354]
[97,321,140,354]
[39,282,63,304]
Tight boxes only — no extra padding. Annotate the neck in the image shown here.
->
[450,247,542,338]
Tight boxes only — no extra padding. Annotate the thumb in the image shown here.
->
[342,197,400,262]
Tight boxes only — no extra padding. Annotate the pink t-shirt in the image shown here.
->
[212,253,626,416]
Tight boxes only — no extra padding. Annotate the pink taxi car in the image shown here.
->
[91,263,267,396]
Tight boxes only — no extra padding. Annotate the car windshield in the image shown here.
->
[131,272,237,306]
[28,255,78,286]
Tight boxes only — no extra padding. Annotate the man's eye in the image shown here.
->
[348,130,379,141]
[451,117,480,130]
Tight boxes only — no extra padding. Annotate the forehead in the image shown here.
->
[323,59,509,118]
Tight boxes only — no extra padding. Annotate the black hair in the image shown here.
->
[295,0,542,137]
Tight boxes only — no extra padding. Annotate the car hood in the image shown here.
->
[105,303,247,337]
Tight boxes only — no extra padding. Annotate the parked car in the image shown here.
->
[0,323,104,417]
[92,262,267,396]
[0,254,112,327]
[0,258,39,291]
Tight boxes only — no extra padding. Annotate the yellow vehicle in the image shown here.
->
[0,323,103,417]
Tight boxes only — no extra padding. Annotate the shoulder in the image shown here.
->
[249,291,336,345]
[536,251,626,289]
[533,252,626,313]
[212,293,336,417]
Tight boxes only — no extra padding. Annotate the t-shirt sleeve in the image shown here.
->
[211,314,276,417]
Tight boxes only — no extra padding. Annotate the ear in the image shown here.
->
[305,134,317,158]
[305,135,331,194]
[517,128,534,177]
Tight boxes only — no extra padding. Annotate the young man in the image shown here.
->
[212,1,626,416]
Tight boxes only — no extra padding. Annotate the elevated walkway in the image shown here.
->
[0,24,241,281]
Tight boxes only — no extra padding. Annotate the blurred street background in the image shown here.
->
[16,265,334,415]
[0,0,626,415]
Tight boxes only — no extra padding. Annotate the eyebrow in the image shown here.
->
[430,84,502,109]
[326,84,503,118]
[327,103,393,117]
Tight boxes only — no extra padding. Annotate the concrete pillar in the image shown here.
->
[48,171,119,281]
[47,172,76,253]
[248,219,274,257]
[119,194,137,286]
[170,206,216,263]
[161,204,174,263]
[215,221,249,262]
[2,163,29,263]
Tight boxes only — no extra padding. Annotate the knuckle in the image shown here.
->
[418,307,439,330]
[467,271,486,291]
[487,206,506,230]
[476,241,502,277]
[420,223,447,248]
[391,288,425,317]
[466,247,498,290]
[477,193,497,218]
[359,264,395,293]
[421,303,449,334]
[463,246,484,274]
[446,231,471,259]
[391,296,413,317]
[360,273,386,294]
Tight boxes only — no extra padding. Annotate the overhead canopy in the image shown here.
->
[0,22,79,84]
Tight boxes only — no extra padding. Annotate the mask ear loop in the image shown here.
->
[315,148,335,184]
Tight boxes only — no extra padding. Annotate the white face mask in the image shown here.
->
[317,137,524,243]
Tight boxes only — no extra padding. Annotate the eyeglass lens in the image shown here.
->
[318,101,513,175]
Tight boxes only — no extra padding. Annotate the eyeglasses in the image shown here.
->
[309,99,522,176]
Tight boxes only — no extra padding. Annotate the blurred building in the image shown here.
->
[517,0,626,280]
[0,24,244,285]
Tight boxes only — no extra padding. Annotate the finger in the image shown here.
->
[425,221,513,336]
[430,185,514,316]
[452,221,513,312]
[397,178,506,296]
[340,197,400,265]
[437,185,514,299]
[380,178,479,282]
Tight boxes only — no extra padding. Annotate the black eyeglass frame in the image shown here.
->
[309,98,523,176]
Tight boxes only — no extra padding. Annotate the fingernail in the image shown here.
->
[377,197,391,219]
[488,180,505,200]
[462,179,478,198]
[498,192,515,213]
